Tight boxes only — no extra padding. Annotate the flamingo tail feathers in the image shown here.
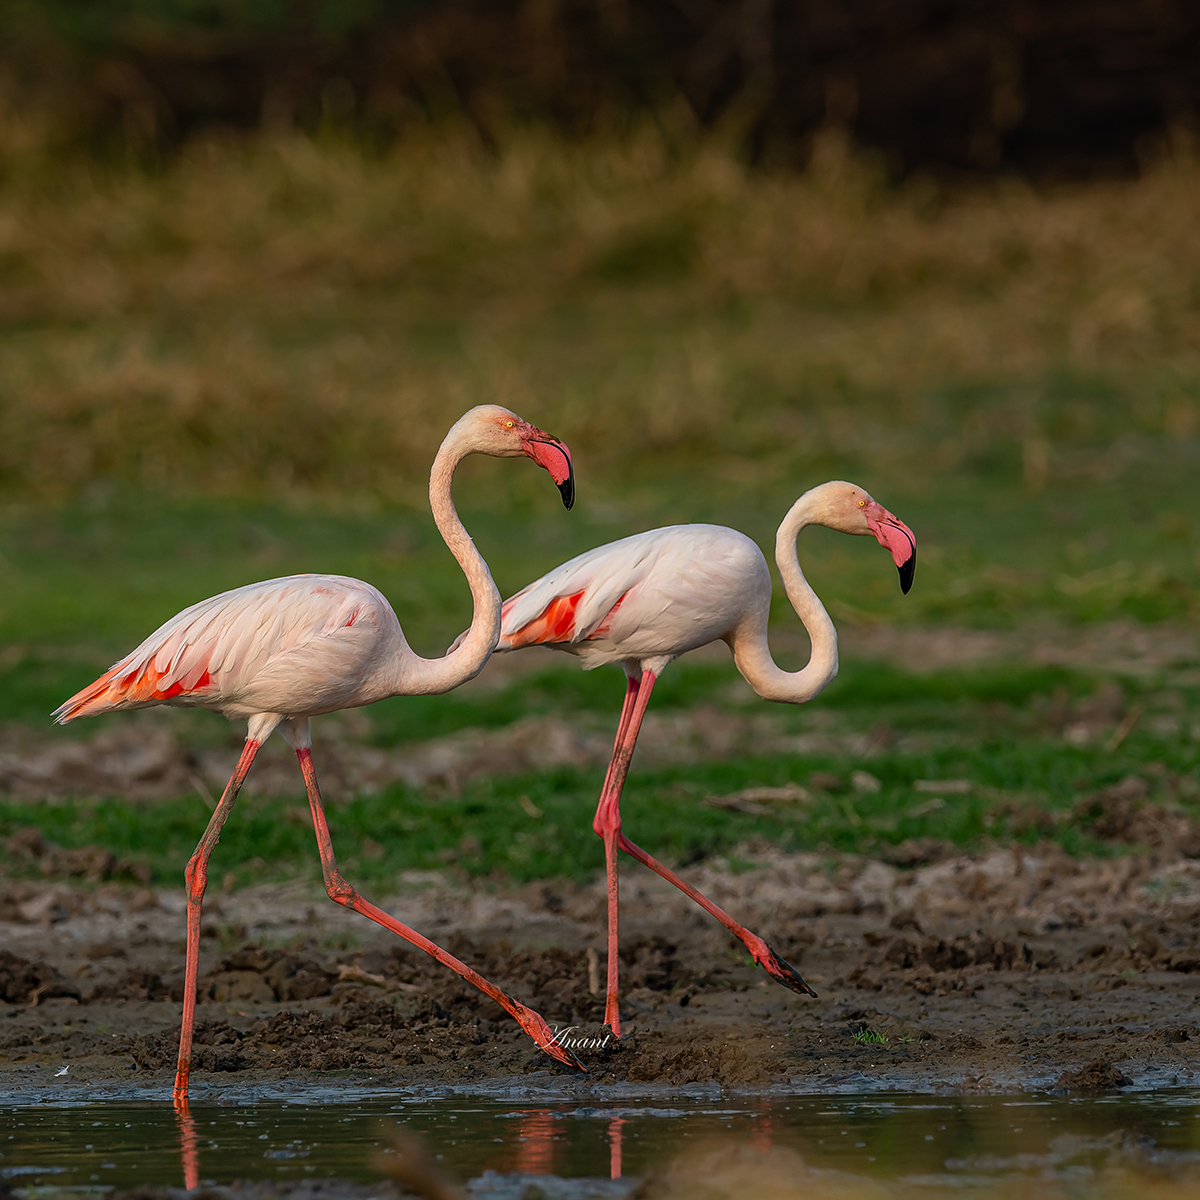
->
[54,659,212,723]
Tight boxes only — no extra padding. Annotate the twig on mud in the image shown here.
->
[189,773,217,812]
[1106,706,1143,752]
[704,782,810,814]
[337,963,387,986]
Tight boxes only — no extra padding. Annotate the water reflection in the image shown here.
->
[751,1099,775,1154]
[173,1102,199,1191]
[1,1091,1197,1195]
[505,1108,628,1179]
[512,1110,557,1175]
[609,1114,627,1179]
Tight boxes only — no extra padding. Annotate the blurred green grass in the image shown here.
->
[2,657,1197,888]
[0,464,1196,728]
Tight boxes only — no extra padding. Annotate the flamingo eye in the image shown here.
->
[858,499,866,507]
[505,420,514,428]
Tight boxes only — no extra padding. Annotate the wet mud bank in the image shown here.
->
[3,845,1199,1100]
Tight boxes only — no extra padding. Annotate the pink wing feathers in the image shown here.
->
[54,575,384,722]
[498,527,688,649]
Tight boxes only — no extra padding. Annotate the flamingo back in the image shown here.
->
[54,575,403,723]
[498,525,770,666]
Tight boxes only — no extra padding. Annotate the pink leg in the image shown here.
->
[617,828,817,997]
[592,671,653,1036]
[173,737,262,1103]
[594,671,818,1026]
[296,748,584,1072]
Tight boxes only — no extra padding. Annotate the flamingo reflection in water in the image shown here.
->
[176,1107,199,1190]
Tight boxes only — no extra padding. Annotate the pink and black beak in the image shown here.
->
[523,431,575,510]
[866,502,917,594]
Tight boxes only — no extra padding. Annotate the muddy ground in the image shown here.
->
[2,841,1199,1098]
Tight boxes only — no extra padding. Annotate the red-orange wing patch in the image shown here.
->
[504,590,586,648]
[56,659,213,721]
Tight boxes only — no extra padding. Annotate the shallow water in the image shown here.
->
[2,1090,1199,1193]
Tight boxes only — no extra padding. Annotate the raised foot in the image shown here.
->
[752,940,818,998]
[513,1002,588,1071]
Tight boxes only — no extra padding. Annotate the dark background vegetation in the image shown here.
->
[3,0,1199,176]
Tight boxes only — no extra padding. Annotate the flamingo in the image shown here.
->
[470,480,916,1036]
[53,405,583,1103]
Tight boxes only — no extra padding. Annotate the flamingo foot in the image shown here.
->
[512,1002,588,1071]
[604,993,623,1040]
[747,936,819,998]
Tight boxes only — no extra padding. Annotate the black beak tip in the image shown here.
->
[558,468,575,511]
[898,551,916,595]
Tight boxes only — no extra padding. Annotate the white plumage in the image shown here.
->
[497,524,769,669]
[55,575,405,723]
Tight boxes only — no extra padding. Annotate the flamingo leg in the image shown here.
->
[174,736,262,1104]
[593,672,818,1016]
[295,747,584,1072]
[592,670,656,1037]
[616,829,817,998]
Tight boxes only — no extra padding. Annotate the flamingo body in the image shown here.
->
[499,524,769,669]
[482,480,917,1036]
[53,405,583,1107]
[55,575,410,726]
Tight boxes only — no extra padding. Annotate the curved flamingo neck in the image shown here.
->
[400,426,501,695]
[729,491,839,704]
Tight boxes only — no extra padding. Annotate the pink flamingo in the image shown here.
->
[54,406,582,1102]
[477,480,915,1035]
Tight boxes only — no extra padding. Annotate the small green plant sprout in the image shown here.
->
[851,1025,889,1045]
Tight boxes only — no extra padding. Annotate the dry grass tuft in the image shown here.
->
[0,119,1198,502]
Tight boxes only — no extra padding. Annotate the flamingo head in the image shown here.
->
[461,405,575,509]
[816,481,917,594]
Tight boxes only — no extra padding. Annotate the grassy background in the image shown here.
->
[2,658,1198,889]
[1,123,1198,887]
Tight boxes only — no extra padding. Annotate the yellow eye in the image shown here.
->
[858,499,866,507]
[505,420,514,428]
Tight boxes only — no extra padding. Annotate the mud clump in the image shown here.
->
[879,839,956,868]
[5,826,152,883]
[847,931,1055,995]
[0,950,80,1005]
[1054,1059,1134,1092]
[130,1000,530,1076]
